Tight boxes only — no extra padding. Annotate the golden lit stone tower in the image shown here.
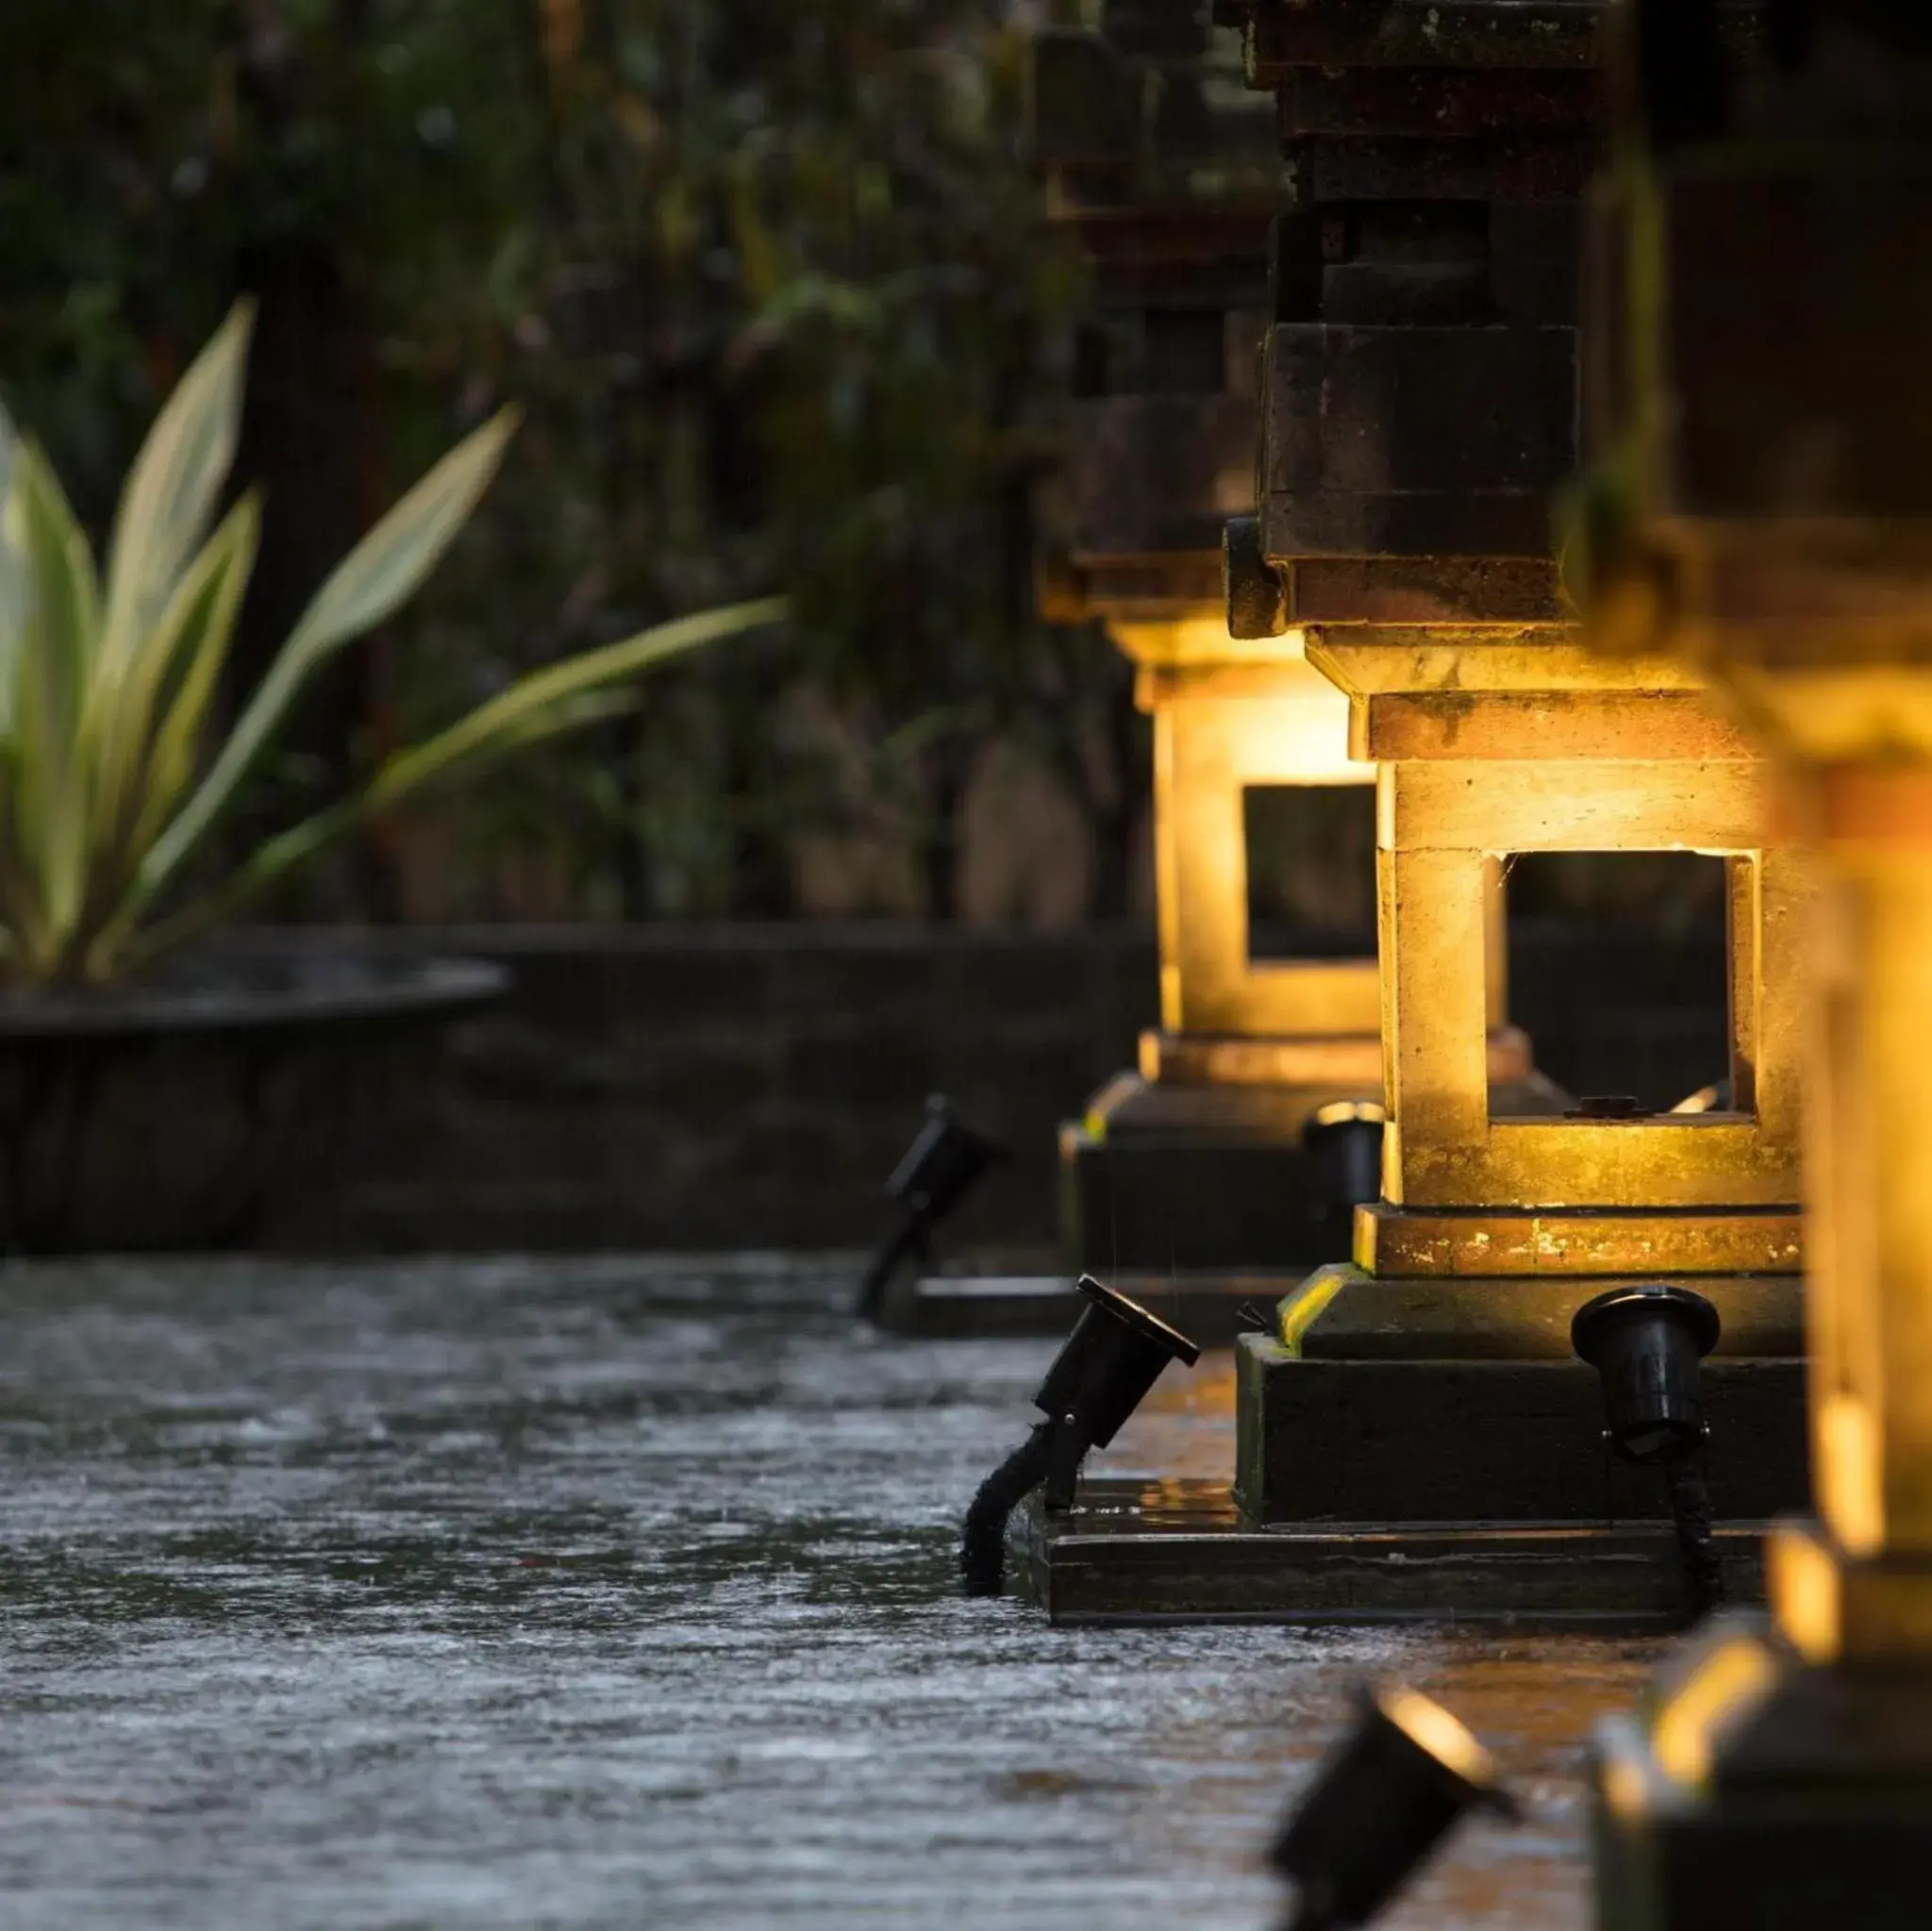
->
[899,7,1401,1340]
[1581,5,1932,1918]
[1019,0,1809,1624]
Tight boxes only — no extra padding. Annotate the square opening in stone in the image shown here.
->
[1496,851,1732,1119]
[1244,784,1376,963]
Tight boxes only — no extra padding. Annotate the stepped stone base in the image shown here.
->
[875,1268,1302,1344]
[1014,1479,1770,1627]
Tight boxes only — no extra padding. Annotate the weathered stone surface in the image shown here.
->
[1258,324,1578,560]
[130,921,1740,1255]
[1234,1336,1809,1525]
[1288,1266,1805,1357]
[321,926,1163,1255]
[1019,1479,1770,1626]
[1063,1128,1341,1274]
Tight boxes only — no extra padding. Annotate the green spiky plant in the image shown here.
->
[0,304,781,988]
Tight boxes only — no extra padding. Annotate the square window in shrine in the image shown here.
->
[1244,784,1377,965]
[1496,851,1733,1119]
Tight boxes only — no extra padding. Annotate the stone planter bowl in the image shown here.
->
[0,941,506,1254]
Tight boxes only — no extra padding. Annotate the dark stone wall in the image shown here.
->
[282,919,1731,1254]
[315,926,1158,1254]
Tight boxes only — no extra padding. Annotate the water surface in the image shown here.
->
[0,1257,1652,1928]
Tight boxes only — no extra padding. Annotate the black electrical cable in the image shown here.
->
[1664,1456,1726,1618]
[854,1213,927,1323]
[959,1423,1058,1597]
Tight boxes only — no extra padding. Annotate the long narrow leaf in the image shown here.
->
[125,496,261,859]
[0,395,22,737]
[117,688,641,977]
[12,441,99,738]
[0,756,47,964]
[74,499,262,980]
[11,441,103,954]
[281,408,520,656]
[136,408,520,910]
[362,598,786,810]
[122,597,780,972]
[96,303,252,686]
[90,495,260,909]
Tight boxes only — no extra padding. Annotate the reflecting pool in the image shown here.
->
[0,1257,1651,1928]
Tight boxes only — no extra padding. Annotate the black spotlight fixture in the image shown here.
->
[1302,1101,1385,1250]
[1269,1683,1519,1931]
[1572,1282,1726,1615]
[959,1273,1199,1597]
[855,1094,1008,1322]
[1572,1283,1720,1467]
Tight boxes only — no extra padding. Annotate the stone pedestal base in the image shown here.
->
[1591,1618,1932,1930]
[1014,1479,1769,1627]
[876,1024,1564,1343]
[1059,1072,1366,1276]
[1002,1263,1807,1624]
[1235,1268,1809,1529]
[1056,1025,1560,1287]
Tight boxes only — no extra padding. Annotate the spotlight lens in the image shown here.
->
[1376,1687,1500,1790]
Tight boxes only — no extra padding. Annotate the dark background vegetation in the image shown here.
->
[0,0,1722,951]
[0,0,1737,1248]
[0,0,1150,927]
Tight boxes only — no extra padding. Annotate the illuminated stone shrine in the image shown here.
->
[1036,11,1400,1325]
[1018,0,1809,1623]
[1578,6,1932,1920]
[1080,613,1380,1259]
[895,9,1424,1337]
[1232,630,1810,1556]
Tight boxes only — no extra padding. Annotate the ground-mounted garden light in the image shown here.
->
[855,1095,1008,1323]
[1573,1285,1721,1469]
[960,1273,1199,1596]
[1574,1285,1726,1616]
[1268,1684,1518,1931]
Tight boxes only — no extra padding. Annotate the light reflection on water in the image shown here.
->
[0,1256,1653,1928]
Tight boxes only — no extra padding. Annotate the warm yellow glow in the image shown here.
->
[1599,1752,1650,1823]
[1671,1083,1723,1115]
[1311,1099,1386,1129]
[1114,618,1362,785]
[1377,1687,1499,1787]
[1304,627,1806,1229]
[1141,1032,1383,1086]
[1816,1391,1887,1557]
[1114,616,1317,671]
[1768,1524,1842,1665]
[1651,1637,1780,1790]
[1276,1268,1347,1356]
[1124,617,1376,1044]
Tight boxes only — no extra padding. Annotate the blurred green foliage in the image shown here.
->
[0,0,1139,921]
